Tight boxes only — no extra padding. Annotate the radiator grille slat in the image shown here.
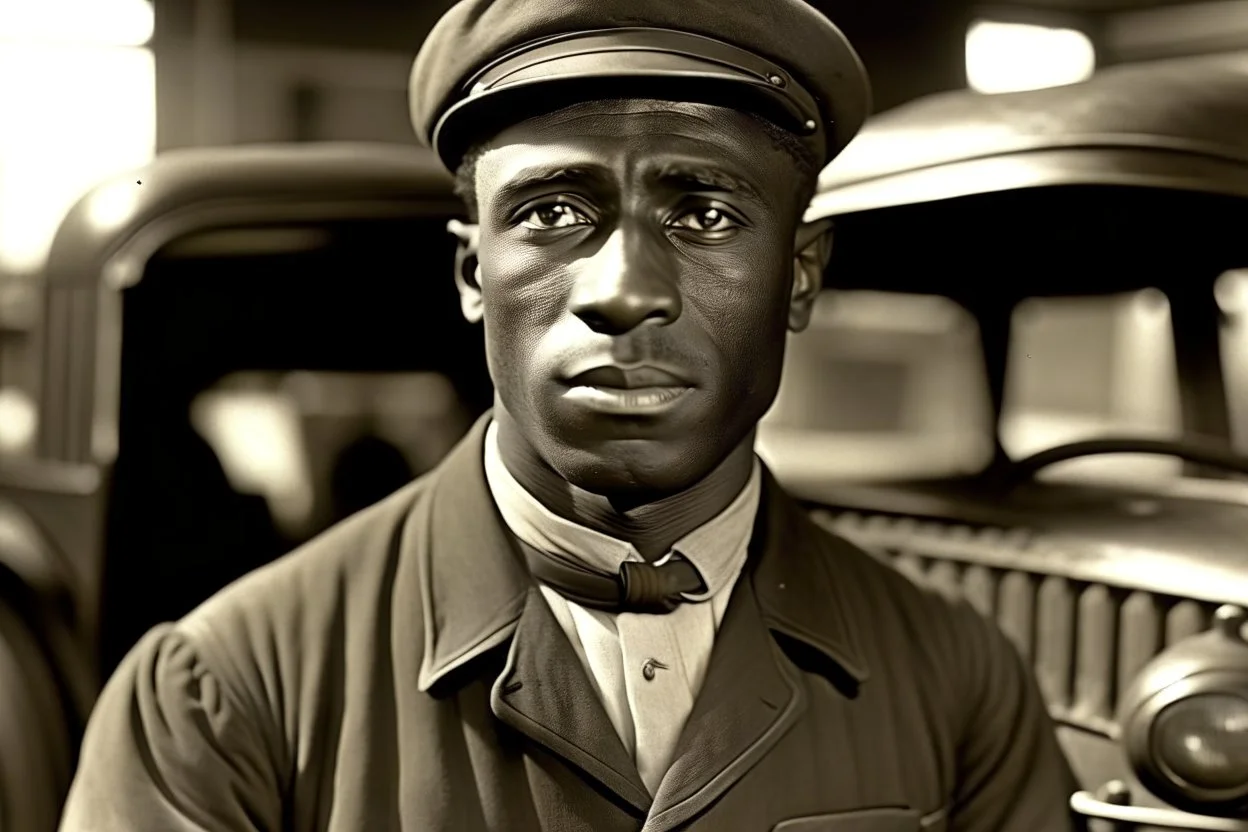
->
[999,571,1036,663]
[1074,584,1119,721]
[1035,575,1076,710]
[1166,600,1211,644]
[1118,591,1164,701]
[928,560,962,600]
[815,510,1225,725]
[963,564,997,619]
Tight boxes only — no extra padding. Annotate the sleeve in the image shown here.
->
[58,624,284,832]
[947,604,1089,832]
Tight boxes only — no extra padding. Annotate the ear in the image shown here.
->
[788,217,833,333]
[447,218,483,324]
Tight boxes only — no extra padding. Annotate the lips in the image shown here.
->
[567,365,691,390]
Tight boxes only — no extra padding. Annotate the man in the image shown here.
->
[61,0,1084,829]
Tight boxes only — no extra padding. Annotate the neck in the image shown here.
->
[495,415,756,562]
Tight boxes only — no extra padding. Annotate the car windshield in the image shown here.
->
[757,269,1248,488]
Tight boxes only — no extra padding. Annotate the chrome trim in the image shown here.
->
[1071,790,1248,829]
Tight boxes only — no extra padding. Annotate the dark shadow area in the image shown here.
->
[98,216,493,675]
[329,432,417,524]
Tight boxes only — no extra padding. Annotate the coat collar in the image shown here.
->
[482,418,761,603]
[413,412,871,693]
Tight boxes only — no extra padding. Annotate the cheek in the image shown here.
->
[478,244,571,380]
[480,244,565,324]
[690,264,794,409]
[691,257,793,356]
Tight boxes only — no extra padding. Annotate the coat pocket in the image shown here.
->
[772,806,921,831]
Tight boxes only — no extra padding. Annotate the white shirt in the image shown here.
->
[482,421,761,795]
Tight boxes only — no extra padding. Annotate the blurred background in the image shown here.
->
[0,0,1243,656]
[3,0,1246,479]
[1,1,1248,827]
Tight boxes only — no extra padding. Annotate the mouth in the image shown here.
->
[565,365,691,390]
[561,365,694,414]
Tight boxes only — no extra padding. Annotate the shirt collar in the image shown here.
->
[482,419,760,599]
[409,413,871,693]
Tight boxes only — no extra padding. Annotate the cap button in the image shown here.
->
[768,74,785,87]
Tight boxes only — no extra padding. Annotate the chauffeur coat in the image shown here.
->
[61,415,1082,832]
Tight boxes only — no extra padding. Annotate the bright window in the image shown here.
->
[758,290,995,483]
[1000,291,1183,483]
[966,20,1096,94]
[0,0,155,276]
[1216,269,1248,452]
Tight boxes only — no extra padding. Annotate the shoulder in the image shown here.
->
[169,471,438,706]
[63,620,289,830]
[797,511,1051,771]
[804,509,979,626]
[800,509,1024,692]
[785,514,1080,826]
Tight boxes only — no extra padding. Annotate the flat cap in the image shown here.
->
[409,0,871,172]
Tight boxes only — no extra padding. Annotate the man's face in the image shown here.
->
[463,99,825,497]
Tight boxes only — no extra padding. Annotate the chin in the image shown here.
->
[547,436,715,499]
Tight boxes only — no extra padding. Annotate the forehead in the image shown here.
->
[475,99,794,189]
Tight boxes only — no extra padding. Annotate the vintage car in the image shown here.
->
[768,51,1248,830]
[2,48,1246,831]
[4,143,483,829]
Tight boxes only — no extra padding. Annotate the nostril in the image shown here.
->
[572,291,681,335]
[577,311,614,333]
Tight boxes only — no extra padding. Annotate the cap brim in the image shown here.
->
[436,67,833,171]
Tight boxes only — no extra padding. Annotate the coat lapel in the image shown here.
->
[408,416,874,827]
[643,466,874,831]
[642,468,807,832]
[490,588,653,813]
[411,413,652,814]
[644,573,806,831]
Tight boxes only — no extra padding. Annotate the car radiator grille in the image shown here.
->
[811,510,1220,735]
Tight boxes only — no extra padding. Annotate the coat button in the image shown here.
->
[642,658,669,681]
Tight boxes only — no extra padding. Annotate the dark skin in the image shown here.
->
[451,99,834,560]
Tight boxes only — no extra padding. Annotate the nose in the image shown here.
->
[569,226,682,335]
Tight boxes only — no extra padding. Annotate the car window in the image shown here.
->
[757,287,1197,486]
[191,370,473,541]
[1000,290,1183,484]
[757,289,995,481]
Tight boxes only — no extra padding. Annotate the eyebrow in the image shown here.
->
[651,162,765,205]
[493,165,609,207]
[492,161,766,207]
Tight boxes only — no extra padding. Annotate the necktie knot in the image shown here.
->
[517,540,707,614]
[619,559,705,613]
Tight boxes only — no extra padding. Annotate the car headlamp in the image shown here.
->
[1118,605,1248,817]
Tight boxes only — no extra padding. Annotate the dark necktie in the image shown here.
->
[516,539,707,614]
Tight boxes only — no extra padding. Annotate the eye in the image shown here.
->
[671,207,740,234]
[520,202,591,230]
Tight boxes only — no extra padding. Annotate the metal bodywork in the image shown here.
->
[38,142,463,467]
[809,51,1248,218]
[0,462,105,831]
[800,52,1248,830]
[34,142,492,680]
[5,143,470,829]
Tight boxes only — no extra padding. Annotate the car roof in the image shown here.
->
[44,142,460,290]
[807,51,1248,220]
